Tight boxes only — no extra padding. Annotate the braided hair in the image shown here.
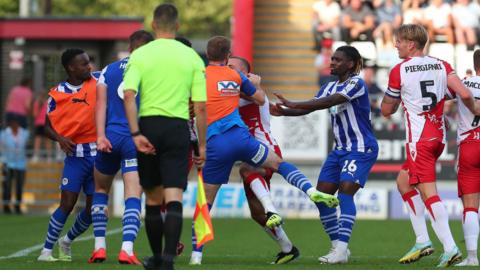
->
[336,46,363,75]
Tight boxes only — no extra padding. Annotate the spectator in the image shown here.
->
[466,68,474,78]
[374,0,402,47]
[424,0,455,44]
[402,0,426,25]
[0,118,29,214]
[452,0,480,50]
[341,0,376,43]
[312,0,341,49]
[31,90,52,162]
[4,78,33,129]
[314,39,337,87]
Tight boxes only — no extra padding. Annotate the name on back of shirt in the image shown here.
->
[405,63,442,73]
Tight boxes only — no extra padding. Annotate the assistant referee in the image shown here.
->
[123,3,207,270]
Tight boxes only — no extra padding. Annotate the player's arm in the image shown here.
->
[123,57,155,155]
[44,115,75,155]
[447,74,480,115]
[241,72,265,106]
[274,93,347,111]
[380,95,401,117]
[270,102,313,116]
[96,68,112,153]
[382,64,402,117]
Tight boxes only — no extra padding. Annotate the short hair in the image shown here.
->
[175,36,192,48]
[474,49,480,71]
[229,56,251,73]
[207,36,230,61]
[61,48,85,70]
[395,24,429,50]
[129,30,154,46]
[153,3,178,32]
[336,45,363,74]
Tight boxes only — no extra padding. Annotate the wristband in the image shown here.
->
[131,131,141,137]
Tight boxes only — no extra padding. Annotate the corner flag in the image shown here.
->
[193,169,214,248]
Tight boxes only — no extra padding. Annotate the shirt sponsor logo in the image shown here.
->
[217,81,240,96]
[124,158,138,168]
[62,178,69,185]
[251,144,266,164]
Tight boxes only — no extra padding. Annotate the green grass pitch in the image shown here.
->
[0,215,467,269]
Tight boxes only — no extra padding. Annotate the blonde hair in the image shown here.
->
[395,24,429,50]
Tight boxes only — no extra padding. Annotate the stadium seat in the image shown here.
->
[332,41,347,51]
[428,43,454,66]
[350,41,377,61]
[455,44,474,78]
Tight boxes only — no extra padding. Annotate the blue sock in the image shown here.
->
[316,202,339,242]
[192,203,212,252]
[91,192,109,238]
[122,197,141,243]
[66,208,92,241]
[338,193,356,244]
[277,162,313,194]
[44,207,68,250]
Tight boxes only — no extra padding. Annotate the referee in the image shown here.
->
[123,3,207,270]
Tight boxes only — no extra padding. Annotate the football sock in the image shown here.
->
[245,173,277,213]
[316,202,339,242]
[145,205,163,263]
[122,197,141,255]
[263,225,293,253]
[338,193,356,249]
[463,208,479,259]
[402,190,430,244]
[43,207,68,250]
[91,192,108,250]
[65,208,91,243]
[425,196,456,252]
[277,162,313,194]
[191,203,212,253]
[162,201,183,268]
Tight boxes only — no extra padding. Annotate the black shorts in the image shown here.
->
[35,125,45,136]
[138,116,190,190]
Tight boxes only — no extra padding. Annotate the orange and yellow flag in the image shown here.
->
[193,169,214,248]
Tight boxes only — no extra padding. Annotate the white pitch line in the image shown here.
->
[0,227,123,260]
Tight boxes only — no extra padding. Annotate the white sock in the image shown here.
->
[403,191,430,244]
[191,251,203,259]
[63,234,73,245]
[121,241,134,256]
[463,210,479,259]
[336,241,348,253]
[426,199,456,252]
[263,225,293,253]
[95,237,106,250]
[331,239,339,249]
[250,179,277,213]
[41,248,52,255]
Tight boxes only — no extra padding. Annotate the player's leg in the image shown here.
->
[240,164,282,227]
[38,156,83,262]
[456,143,480,266]
[233,127,337,207]
[411,142,461,267]
[397,165,433,264]
[59,156,95,262]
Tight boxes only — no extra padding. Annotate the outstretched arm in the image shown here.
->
[380,94,401,117]
[274,93,347,111]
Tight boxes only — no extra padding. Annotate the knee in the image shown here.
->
[59,201,75,214]
[251,212,267,226]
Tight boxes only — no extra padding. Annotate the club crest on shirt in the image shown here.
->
[62,178,69,185]
[217,81,240,96]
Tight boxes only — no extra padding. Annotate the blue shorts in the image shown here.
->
[61,156,95,195]
[95,131,138,175]
[318,147,378,188]
[203,126,269,185]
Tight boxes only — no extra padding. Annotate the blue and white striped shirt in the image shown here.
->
[47,74,99,157]
[316,75,377,152]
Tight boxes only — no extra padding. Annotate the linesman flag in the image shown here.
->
[193,169,214,248]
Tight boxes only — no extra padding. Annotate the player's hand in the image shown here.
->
[193,144,206,169]
[274,93,295,108]
[97,136,112,153]
[133,135,156,155]
[269,103,284,116]
[247,73,262,87]
[57,136,75,155]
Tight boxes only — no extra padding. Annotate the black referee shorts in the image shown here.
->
[138,116,190,190]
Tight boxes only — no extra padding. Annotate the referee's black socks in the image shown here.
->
[145,205,164,265]
[162,201,183,269]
